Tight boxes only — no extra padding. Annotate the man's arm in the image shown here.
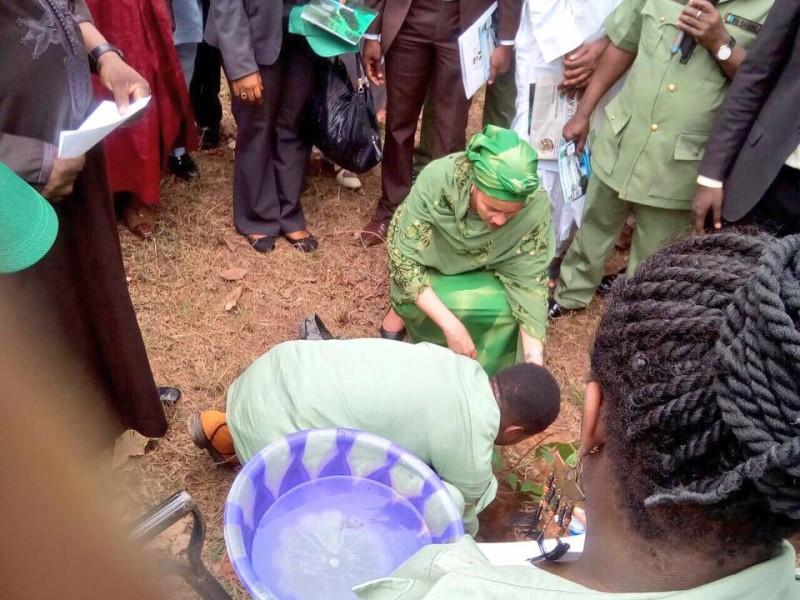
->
[206,0,258,81]
[700,0,800,182]
[363,0,385,38]
[496,0,523,43]
[693,0,800,231]
[562,44,635,152]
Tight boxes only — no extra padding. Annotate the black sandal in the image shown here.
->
[246,235,277,253]
[285,234,319,253]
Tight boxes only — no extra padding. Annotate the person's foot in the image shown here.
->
[122,198,156,239]
[355,217,390,247]
[187,411,239,467]
[284,231,319,253]
[198,126,220,151]
[379,309,406,341]
[245,234,277,253]
[548,298,583,319]
[168,154,199,181]
[597,269,626,297]
[334,167,362,190]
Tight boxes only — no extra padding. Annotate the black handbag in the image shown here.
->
[305,52,383,174]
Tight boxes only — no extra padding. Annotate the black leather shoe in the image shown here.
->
[379,326,406,341]
[596,269,626,298]
[198,126,220,150]
[168,153,199,180]
[548,299,582,319]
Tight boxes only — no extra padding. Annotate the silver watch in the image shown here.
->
[716,36,736,62]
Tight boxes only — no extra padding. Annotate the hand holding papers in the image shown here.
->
[458,3,498,98]
[58,96,151,159]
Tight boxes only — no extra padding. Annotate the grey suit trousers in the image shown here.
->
[231,37,316,237]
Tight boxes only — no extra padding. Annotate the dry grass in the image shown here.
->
[111,102,621,596]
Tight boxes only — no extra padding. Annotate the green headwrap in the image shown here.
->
[465,125,539,203]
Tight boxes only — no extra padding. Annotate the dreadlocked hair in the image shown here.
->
[591,231,800,552]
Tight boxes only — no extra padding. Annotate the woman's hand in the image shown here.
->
[97,53,151,115]
[232,71,264,105]
[443,321,478,360]
[42,156,86,201]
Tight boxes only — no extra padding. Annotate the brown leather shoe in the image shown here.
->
[356,217,390,247]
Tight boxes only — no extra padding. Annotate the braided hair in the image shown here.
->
[591,232,800,550]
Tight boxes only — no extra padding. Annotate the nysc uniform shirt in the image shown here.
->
[593,0,773,211]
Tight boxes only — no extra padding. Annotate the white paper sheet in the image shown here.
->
[58,96,151,158]
[458,3,498,99]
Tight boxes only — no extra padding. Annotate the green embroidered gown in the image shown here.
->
[388,153,555,374]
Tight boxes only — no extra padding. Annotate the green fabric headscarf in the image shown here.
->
[465,125,539,203]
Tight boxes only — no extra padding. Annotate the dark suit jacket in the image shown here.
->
[366,0,522,53]
[205,0,285,80]
[698,0,800,221]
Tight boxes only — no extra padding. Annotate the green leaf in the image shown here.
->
[519,480,537,492]
[507,473,519,491]
[541,447,555,465]
[524,484,543,501]
[565,453,578,467]
[491,448,503,471]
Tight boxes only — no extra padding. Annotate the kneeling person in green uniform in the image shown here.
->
[381,125,555,375]
[549,0,774,317]
[189,339,561,535]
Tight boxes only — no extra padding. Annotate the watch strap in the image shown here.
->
[88,43,125,73]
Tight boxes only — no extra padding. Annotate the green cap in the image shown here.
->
[0,162,58,274]
[288,6,360,57]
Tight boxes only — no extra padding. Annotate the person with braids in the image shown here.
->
[381,125,555,375]
[353,230,800,599]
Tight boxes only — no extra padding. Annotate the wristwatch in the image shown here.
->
[88,43,125,73]
[716,36,736,62]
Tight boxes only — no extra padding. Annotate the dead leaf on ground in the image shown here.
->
[112,430,151,468]
[224,285,244,311]
[220,267,247,281]
[221,238,237,253]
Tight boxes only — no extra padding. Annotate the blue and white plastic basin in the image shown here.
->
[224,428,465,599]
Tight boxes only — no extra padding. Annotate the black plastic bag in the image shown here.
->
[305,53,382,174]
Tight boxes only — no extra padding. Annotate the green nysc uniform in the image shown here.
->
[226,339,500,535]
[353,536,800,599]
[388,153,555,375]
[555,0,773,310]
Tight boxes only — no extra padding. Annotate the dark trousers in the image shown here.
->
[742,165,800,236]
[231,37,316,236]
[377,0,470,222]
[191,0,222,130]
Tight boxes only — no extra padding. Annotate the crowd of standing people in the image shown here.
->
[1,0,799,597]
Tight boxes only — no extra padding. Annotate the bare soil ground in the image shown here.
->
[112,104,617,597]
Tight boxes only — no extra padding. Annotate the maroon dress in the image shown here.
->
[0,0,168,440]
[86,0,198,205]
